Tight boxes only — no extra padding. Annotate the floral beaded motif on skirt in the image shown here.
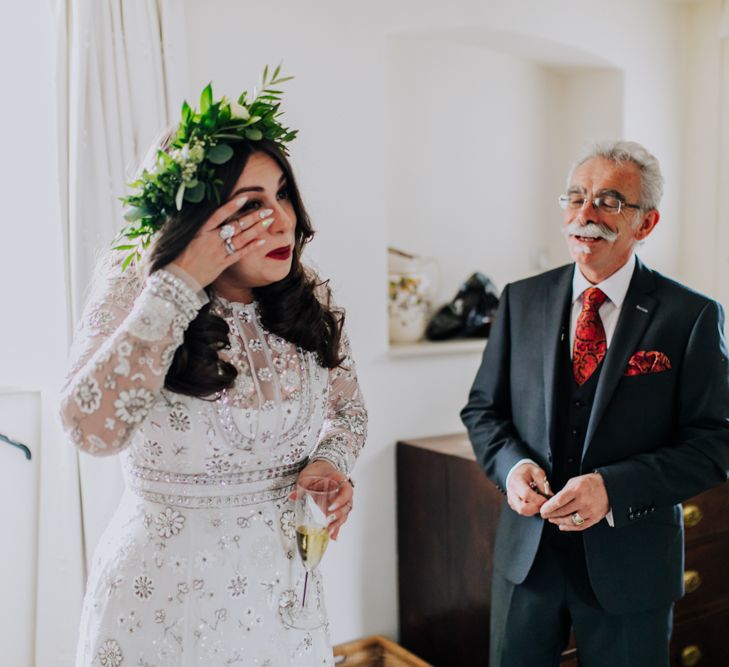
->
[78,491,334,666]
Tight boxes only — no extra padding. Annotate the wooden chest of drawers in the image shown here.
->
[396,434,729,667]
[671,484,729,667]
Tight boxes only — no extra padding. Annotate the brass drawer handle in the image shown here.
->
[683,504,703,527]
[681,644,702,666]
[683,570,702,594]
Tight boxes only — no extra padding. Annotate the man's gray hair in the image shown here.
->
[567,140,664,211]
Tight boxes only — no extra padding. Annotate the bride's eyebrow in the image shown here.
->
[228,175,286,201]
[228,185,263,199]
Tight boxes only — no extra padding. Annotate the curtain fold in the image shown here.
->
[67,0,189,321]
[34,4,86,664]
[47,0,189,661]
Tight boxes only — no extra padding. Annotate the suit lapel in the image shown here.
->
[582,258,657,458]
[542,266,573,465]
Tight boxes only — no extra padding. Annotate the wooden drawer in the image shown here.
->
[671,607,729,667]
[397,441,502,665]
[683,484,729,544]
[675,535,729,618]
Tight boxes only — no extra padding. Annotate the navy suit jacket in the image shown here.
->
[461,258,729,614]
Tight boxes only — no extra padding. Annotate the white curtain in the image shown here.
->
[47,0,189,661]
[64,0,189,317]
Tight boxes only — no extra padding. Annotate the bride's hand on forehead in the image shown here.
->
[169,196,274,288]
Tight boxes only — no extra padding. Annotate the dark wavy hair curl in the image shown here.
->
[145,138,344,398]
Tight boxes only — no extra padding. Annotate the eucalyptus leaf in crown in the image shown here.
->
[116,64,297,269]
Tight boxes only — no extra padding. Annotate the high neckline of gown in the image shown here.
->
[214,294,258,312]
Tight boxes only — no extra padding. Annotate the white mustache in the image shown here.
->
[562,221,619,243]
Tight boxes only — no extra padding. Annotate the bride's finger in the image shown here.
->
[222,237,265,259]
[213,209,273,250]
[233,217,274,249]
[200,195,249,232]
[236,207,274,233]
[328,502,352,540]
[327,486,352,513]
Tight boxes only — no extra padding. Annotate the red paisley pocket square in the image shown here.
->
[624,350,672,376]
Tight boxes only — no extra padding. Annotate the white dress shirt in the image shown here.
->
[569,253,636,355]
[505,254,638,526]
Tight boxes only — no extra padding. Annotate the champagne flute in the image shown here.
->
[282,475,342,629]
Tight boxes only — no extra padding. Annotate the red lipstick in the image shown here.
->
[266,245,292,260]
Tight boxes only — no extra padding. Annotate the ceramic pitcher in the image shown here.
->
[387,247,439,344]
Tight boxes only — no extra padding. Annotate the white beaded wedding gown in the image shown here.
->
[60,260,367,667]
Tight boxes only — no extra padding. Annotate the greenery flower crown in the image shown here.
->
[116,65,297,269]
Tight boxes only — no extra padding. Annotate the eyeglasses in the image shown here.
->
[558,193,641,215]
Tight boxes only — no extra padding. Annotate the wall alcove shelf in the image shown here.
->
[388,339,486,358]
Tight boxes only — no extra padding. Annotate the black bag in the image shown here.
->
[425,272,500,340]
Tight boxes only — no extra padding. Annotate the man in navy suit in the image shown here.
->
[461,141,729,666]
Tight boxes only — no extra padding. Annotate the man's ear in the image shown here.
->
[635,209,660,241]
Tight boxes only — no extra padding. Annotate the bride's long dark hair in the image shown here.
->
[146,138,344,398]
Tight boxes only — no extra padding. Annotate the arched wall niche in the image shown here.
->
[386,29,624,326]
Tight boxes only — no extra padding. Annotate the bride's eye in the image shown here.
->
[277,187,290,201]
[234,199,261,218]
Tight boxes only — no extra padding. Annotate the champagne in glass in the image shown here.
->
[282,475,342,629]
[296,524,330,571]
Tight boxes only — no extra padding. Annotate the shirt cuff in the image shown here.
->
[310,432,355,477]
[505,458,538,490]
[163,263,210,307]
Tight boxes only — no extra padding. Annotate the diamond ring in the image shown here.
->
[224,238,236,255]
[571,512,585,526]
[219,224,235,240]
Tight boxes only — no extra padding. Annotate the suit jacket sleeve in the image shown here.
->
[461,284,536,491]
[596,299,729,528]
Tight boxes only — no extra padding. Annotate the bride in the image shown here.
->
[59,68,367,667]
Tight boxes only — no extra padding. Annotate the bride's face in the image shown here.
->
[214,151,297,300]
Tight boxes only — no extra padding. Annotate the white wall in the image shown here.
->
[387,37,624,300]
[181,0,700,646]
[542,68,624,267]
[0,2,85,665]
[0,3,68,388]
[386,37,561,298]
[0,390,40,666]
[680,0,725,299]
[384,0,689,276]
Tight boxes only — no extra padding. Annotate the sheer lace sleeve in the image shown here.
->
[60,256,206,455]
[310,325,368,476]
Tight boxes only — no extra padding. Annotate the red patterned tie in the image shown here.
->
[573,287,608,385]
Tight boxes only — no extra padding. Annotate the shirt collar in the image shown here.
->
[571,253,636,307]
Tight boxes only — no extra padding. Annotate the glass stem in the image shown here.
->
[302,570,309,608]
